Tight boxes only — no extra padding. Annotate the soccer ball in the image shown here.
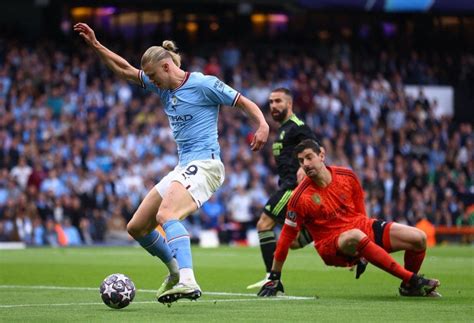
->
[99,273,136,309]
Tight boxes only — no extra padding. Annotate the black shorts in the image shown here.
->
[262,188,293,224]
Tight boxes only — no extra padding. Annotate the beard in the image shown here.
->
[304,167,316,176]
[271,107,289,122]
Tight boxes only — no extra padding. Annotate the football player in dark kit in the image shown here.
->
[247,88,317,290]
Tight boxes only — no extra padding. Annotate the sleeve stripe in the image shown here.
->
[334,168,358,180]
[289,180,311,209]
[138,70,146,89]
[231,92,241,107]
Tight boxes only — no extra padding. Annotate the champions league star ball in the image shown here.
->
[99,273,136,309]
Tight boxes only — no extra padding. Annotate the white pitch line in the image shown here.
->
[0,297,315,309]
[0,284,316,307]
[0,285,97,291]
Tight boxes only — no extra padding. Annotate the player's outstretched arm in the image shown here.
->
[73,22,141,85]
[235,95,269,151]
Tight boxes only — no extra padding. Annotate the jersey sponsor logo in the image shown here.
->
[272,142,283,156]
[170,115,193,122]
[311,193,321,205]
[169,114,194,128]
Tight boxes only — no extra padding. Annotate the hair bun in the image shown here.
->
[162,40,178,53]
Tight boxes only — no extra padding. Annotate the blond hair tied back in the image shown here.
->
[141,40,182,69]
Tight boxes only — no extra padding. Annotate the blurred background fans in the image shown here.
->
[0,0,472,248]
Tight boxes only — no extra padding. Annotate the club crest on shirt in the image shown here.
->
[171,95,178,106]
[311,193,321,205]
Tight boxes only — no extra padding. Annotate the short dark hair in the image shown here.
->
[294,139,323,157]
[271,87,293,100]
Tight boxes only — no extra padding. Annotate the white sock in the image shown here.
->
[166,258,179,276]
[179,268,197,286]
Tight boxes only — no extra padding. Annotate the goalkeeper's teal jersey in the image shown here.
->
[139,71,241,166]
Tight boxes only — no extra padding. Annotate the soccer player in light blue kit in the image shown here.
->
[74,23,269,303]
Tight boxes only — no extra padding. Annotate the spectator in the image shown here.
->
[105,209,131,245]
[227,185,254,243]
[10,156,32,189]
[0,31,472,247]
[63,218,82,246]
[200,195,225,231]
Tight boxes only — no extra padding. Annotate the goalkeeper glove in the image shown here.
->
[257,272,284,297]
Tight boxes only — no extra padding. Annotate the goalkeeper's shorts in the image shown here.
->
[315,219,393,267]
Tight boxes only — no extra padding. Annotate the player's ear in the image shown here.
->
[162,62,169,72]
[320,147,326,162]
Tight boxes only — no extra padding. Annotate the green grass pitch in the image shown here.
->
[0,245,473,322]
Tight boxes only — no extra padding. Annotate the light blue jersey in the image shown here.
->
[139,71,241,166]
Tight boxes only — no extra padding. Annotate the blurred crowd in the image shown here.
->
[0,34,473,246]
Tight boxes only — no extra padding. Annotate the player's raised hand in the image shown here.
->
[73,22,98,46]
[250,123,269,151]
[257,272,284,297]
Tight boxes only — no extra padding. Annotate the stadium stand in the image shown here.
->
[0,3,472,247]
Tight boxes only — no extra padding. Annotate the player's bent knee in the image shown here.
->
[126,220,145,238]
[156,207,182,224]
[156,212,171,225]
[341,229,366,241]
[413,229,427,251]
[338,229,366,251]
[256,214,275,231]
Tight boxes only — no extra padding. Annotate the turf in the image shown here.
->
[0,245,472,322]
